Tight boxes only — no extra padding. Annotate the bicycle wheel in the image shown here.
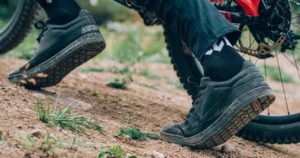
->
[0,0,37,54]
[113,0,300,144]
[236,0,300,144]
[164,0,300,144]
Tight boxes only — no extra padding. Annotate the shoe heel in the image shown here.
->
[251,94,276,113]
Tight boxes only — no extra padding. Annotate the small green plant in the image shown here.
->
[81,67,105,73]
[37,104,51,123]
[12,133,62,151]
[111,98,121,104]
[37,104,103,134]
[92,90,98,97]
[15,134,38,150]
[117,127,160,140]
[98,146,139,158]
[98,146,126,158]
[107,75,133,89]
[0,131,3,141]
[40,134,63,152]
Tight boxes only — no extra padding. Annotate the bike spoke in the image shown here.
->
[249,31,253,48]
[264,59,271,116]
[292,23,300,29]
[275,51,290,115]
[282,54,300,71]
[291,50,300,81]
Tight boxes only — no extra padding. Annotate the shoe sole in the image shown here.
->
[161,86,275,148]
[9,32,105,89]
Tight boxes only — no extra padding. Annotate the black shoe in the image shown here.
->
[161,61,275,148]
[8,9,105,89]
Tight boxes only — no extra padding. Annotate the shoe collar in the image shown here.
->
[46,9,91,29]
[200,61,253,87]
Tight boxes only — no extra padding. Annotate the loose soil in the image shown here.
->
[0,58,300,158]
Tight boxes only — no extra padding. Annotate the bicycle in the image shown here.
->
[0,0,299,144]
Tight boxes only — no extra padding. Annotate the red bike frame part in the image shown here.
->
[221,11,233,22]
[235,0,260,17]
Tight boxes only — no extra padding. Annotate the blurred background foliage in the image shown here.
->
[1,0,300,86]
[2,0,300,63]
[0,0,18,27]
[76,0,136,24]
[0,1,17,19]
[5,0,169,64]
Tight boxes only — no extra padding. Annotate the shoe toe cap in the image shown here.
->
[162,124,184,135]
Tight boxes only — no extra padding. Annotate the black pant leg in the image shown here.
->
[136,0,240,58]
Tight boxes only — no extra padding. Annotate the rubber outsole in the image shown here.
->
[161,87,276,148]
[9,32,105,89]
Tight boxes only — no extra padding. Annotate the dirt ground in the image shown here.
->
[1,58,300,158]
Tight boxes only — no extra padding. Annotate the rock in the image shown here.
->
[16,124,23,129]
[151,151,165,158]
[220,144,235,154]
[31,129,43,138]
[51,148,69,158]
[54,95,93,111]
[32,93,47,99]
[33,91,93,111]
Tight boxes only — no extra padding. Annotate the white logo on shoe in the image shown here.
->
[81,25,98,34]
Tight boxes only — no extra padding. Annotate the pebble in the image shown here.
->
[152,151,165,158]
[31,129,43,138]
[33,92,93,111]
[55,95,93,111]
[220,144,235,154]
[16,124,23,129]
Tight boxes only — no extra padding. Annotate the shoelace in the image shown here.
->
[34,21,48,43]
[184,76,209,122]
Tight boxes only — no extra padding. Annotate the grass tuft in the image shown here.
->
[40,134,63,152]
[106,75,133,90]
[117,127,160,140]
[12,133,62,151]
[98,146,126,158]
[37,104,103,134]
[37,104,50,123]
[98,146,138,158]
[0,131,3,141]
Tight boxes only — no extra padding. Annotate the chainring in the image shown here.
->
[114,0,162,26]
[236,0,292,59]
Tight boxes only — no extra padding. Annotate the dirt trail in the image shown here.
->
[1,58,300,158]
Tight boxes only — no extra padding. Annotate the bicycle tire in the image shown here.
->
[163,24,300,144]
[0,0,37,54]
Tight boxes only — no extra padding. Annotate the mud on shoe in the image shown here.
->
[8,9,106,89]
[161,61,276,148]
